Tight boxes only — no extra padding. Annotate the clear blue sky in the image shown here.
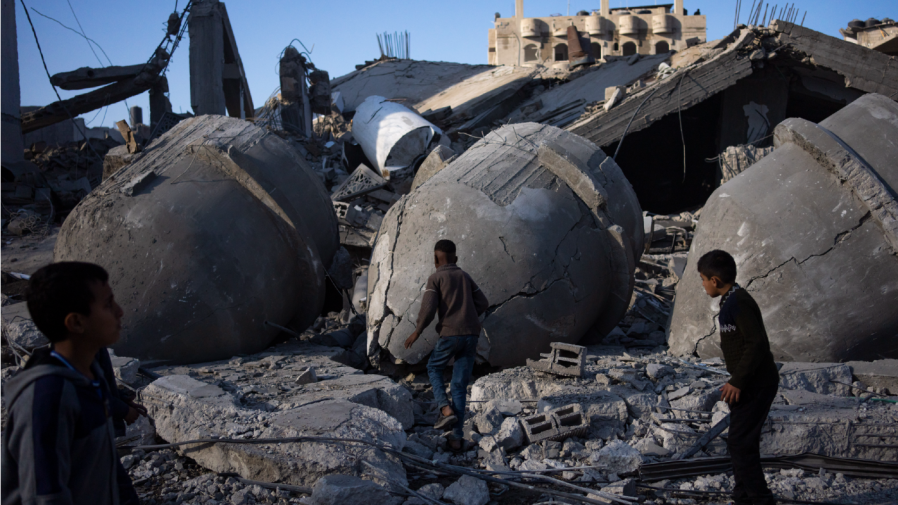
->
[13,0,896,129]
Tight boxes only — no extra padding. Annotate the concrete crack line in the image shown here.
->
[744,211,871,290]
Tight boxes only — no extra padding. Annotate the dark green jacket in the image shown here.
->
[718,286,779,390]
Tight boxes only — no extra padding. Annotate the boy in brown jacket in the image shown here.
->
[405,240,488,448]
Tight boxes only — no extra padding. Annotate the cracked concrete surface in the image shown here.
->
[54,116,339,364]
[669,94,898,362]
[366,123,643,368]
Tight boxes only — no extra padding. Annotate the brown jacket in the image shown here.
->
[414,264,489,337]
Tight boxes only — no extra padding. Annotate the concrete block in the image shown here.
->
[527,342,587,377]
[521,404,589,444]
[495,416,524,450]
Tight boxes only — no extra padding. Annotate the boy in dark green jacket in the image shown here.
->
[698,250,779,505]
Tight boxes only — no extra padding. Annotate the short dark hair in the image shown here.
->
[434,239,456,255]
[696,250,737,284]
[25,262,109,343]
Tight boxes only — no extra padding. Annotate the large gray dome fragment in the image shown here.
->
[669,93,898,362]
[366,123,644,368]
[55,115,339,364]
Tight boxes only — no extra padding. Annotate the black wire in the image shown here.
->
[612,86,660,161]
[18,0,102,162]
[675,70,689,183]
[638,484,848,505]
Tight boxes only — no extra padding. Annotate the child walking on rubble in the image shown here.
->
[698,250,780,505]
[2,262,143,505]
[405,239,489,450]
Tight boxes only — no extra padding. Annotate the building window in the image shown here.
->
[613,42,619,52]
[655,41,670,53]
[524,44,539,62]
[591,42,602,59]
[622,41,637,56]
[554,43,568,61]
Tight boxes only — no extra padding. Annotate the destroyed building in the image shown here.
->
[3,2,898,504]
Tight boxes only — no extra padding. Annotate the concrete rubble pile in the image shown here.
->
[366,122,645,369]
[669,93,898,363]
[6,5,898,505]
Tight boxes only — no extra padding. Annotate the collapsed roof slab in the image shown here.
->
[505,53,672,128]
[331,60,565,126]
[566,22,898,149]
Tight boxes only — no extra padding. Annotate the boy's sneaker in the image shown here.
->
[433,411,457,430]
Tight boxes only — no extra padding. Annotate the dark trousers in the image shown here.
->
[426,335,478,439]
[117,459,140,505]
[727,384,778,505]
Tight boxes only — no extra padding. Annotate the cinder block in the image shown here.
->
[526,342,586,377]
[521,403,589,444]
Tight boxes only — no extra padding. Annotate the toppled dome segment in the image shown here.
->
[366,123,643,368]
[54,115,339,364]
[352,95,444,175]
[669,93,898,362]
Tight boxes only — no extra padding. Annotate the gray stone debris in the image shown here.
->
[442,475,489,505]
[591,440,642,475]
[669,93,898,363]
[309,474,398,505]
[141,340,411,487]
[367,123,644,369]
[495,416,524,450]
[1,302,48,351]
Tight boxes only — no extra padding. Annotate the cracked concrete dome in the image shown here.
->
[55,115,339,364]
[669,93,898,362]
[366,123,644,368]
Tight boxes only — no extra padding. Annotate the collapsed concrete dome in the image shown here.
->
[352,95,445,176]
[669,93,898,362]
[55,115,339,364]
[366,123,644,368]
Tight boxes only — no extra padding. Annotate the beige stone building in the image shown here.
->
[488,0,706,67]
[841,18,898,56]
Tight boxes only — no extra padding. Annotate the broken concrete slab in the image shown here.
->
[779,362,853,396]
[591,440,642,475]
[846,359,898,393]
[505,54,670,128]
[1,302,49,351]
[142,342,409,488]
[669,93,898,363]
[308,474,399,505]
[55,115,339,364]
[367,123,643,368]
[442,475,489,505]
[409,145,455,192]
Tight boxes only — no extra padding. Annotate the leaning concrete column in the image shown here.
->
[188,0,225,116]
[1,0,25,163]
[148,77,172,130]
[279,46,310,136]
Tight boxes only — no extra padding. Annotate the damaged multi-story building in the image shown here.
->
[3,0,898,503]
[489,0,707,66]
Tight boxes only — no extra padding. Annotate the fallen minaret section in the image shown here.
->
[366,123,644,368]
[669,92,898,362]
[55,115,339,364]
